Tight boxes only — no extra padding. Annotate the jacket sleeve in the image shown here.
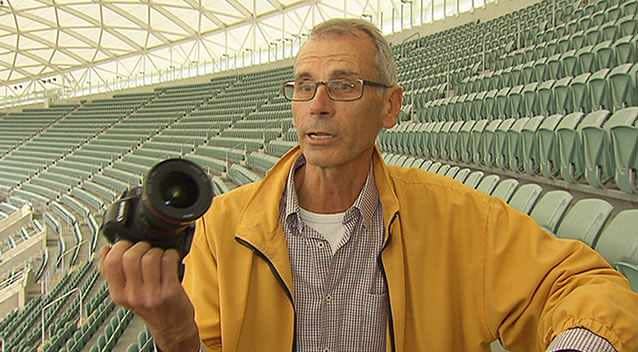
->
[482,198,638,352]
[182,210,223,352]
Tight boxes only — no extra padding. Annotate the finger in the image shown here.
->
[102,241,134,305]
[122,241,152,289]
[102,240,133,289]
[97,245,111,275]
[160,249,181,291]
[141,247,163,303]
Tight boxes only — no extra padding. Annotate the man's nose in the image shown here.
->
[309,84,333,117]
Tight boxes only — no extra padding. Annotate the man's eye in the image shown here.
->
[298,83,315,92]
[333,81,355,90]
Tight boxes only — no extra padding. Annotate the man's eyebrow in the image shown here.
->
[294,72,312,80]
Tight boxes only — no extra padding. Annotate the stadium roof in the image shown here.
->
[1,0,486,106]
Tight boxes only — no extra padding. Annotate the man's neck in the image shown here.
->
[294,150,373,214]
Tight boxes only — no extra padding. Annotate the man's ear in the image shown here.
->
[382,85,404,129]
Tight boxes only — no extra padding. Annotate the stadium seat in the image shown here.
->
[476,174,500,194]
[570,73,592,113]
[530,190,574,233]
[595,209,638,291]
[609,64,638,111]
[553,77,574,115]
[537,114,565,178]
[520,116,546,175]
[580,109,614,188]
[609,107,638,193]
[555,198,614,246]
[463,170,484,189]
[491,178,519,202]
[508,183,543,214]
[588,69,612,111]
[556,112,587,183]
[453,168,471,183]
[612,35,636,64]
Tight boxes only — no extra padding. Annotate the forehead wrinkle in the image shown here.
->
[294,57,361,79]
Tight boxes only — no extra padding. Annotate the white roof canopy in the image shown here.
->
[0,0,487,105]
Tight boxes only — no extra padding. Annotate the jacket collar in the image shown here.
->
[236,145,400,243]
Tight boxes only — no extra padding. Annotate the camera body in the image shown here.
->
[99,158,213,262]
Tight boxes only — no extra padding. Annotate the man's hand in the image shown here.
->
[98,241,201,352]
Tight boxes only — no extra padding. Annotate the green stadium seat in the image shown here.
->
[508,183,543,214]
[594,41,615,69]
[428,161,443,173]
[482,119,503,168]
[471,120,488,165]
[463,171,484,188]
[554,77,574,114]
[536,80,557,115]
[448,121,465,162]
[530,190,574,232]
[621,0,638,16]
[439,166,461,179]
[546,54,563,80]
[594,10,608,28]
[507,117,532,172]
[556,112,588,183]
[570,73,592,113]
[595,209,638,291]
[453,168,471,183]
[508,85,525,118]
[476,174,500,194]
[589,23,604,45]
[458,121,476,163]
[492,178,519,202]
[613,35,636,64]
[561,50,579,77]
[618,16,638,38]
[555,198,613,246]
[495,88,511,118]
[609,107,638,193]
[571,31,586,50]
[577,45,597,74]
[522,83,539,117]
[605,4,622,22]
[581,110,614,188]
[436,164,451,176]
[520,116,546,175]
[609,63,638,110]
[537,114,565,178]
[588,68,613,111]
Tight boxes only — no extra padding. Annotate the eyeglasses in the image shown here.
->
[282,79,391,102]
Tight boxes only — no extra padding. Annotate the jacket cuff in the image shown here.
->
[547,328,616,352]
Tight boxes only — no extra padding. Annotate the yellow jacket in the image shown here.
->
[183,146,638,351]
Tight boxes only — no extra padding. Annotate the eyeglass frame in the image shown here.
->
[281,78,392,102]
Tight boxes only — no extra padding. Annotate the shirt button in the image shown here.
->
[325,294,332,303]
[322,348,330,352]
[317,242,325,249]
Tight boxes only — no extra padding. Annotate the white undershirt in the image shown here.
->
[298,208,347,255]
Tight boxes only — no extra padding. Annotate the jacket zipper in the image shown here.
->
[380,212,399,352]
[235,236,297,352]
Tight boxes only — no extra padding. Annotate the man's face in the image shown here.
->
[292,32,399,170]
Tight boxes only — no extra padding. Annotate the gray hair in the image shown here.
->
[308,18,397,85]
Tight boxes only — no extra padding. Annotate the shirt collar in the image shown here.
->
[283,155,379,234]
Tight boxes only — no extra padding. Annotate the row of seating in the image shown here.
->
[381,107,638,194]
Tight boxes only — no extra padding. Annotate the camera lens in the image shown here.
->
[160,171,198,208]
[144,158,213,224]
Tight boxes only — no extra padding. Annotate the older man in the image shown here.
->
[100,19,638,352]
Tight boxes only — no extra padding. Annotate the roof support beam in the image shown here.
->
[226,0,253,18]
